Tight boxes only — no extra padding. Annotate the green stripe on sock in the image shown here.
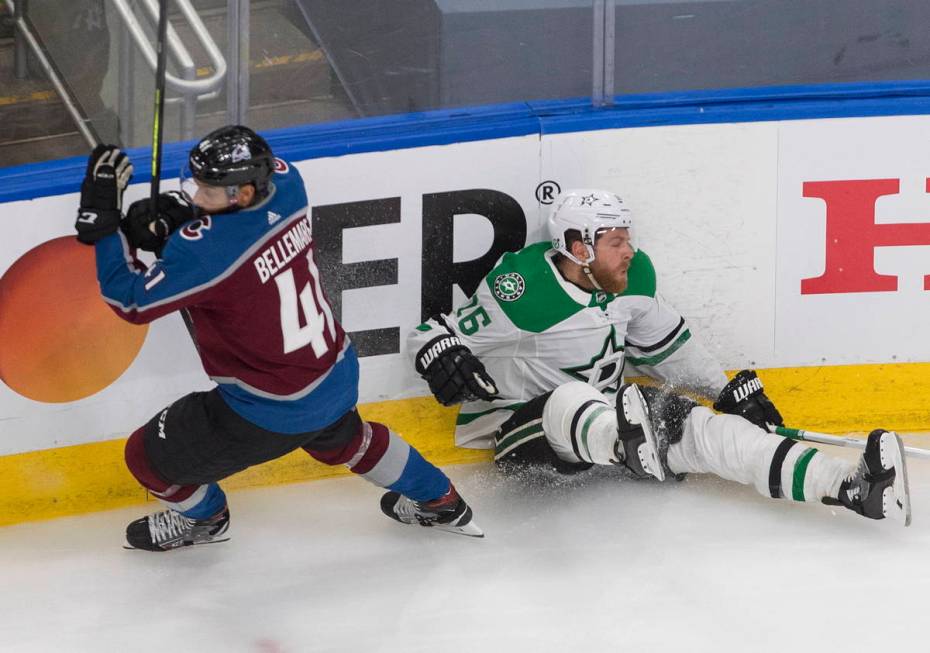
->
[791,449,818,501]
[579,406,612,461]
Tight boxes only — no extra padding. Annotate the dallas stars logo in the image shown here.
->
[561,326,625,393]
[493,272,525,302]
[580,194,597,206]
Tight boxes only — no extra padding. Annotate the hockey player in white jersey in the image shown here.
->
[401,189,911,526]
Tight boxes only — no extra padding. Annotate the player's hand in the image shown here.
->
[415,332,499,406]
[76,145,133,245]
[712,369,784,430]
[81,144,133,211]
[121,191,196,253]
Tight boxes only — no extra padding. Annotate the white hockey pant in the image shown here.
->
[542,382,854,503]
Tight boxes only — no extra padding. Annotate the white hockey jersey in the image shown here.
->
[409,242,728,449]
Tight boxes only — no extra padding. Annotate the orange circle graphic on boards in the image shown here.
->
[0,236,148,403]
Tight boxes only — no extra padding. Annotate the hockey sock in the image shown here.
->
[306,421,450,502]
[766,440,852,502]
[541,382,618,465]
[565,400,618,465]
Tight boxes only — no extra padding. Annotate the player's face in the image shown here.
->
[590,228,634,293]
[186,179,236,213]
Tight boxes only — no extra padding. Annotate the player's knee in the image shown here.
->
[124,427,170,492]
[304,415,389,469]
[542,381,615,463]
[303,411,367,465]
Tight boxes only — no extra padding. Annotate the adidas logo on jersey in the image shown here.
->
[267,211,282,225]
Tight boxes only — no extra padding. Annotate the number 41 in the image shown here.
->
[274,251,335,356]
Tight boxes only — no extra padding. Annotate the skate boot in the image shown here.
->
[125,505,231,551]
[614,383,666,481]
[827,429,911,526]
[380,485,484,538]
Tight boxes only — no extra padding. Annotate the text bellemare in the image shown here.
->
[254,216,313,284]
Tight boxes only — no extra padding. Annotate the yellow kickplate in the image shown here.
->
[3,362,930,527]
[0,397,490,527]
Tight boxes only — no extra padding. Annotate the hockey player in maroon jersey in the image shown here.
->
[74,126,482,550]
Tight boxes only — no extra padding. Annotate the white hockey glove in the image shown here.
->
[75,144,133,245]
[415,331,498,406]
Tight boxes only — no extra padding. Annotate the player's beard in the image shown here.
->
[590,263,629,294]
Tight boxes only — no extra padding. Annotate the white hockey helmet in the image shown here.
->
[548,188,633,265]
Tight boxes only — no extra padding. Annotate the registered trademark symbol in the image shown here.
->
[535,180,561,204]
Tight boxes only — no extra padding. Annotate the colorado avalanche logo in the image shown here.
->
[493,272,525,302]
[231,143,251,163]
[273,158,289,174]
[180,215,213,241]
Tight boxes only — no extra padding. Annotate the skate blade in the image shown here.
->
[883,432,912,527]
[122,537,231,551]
[434,520,485,538]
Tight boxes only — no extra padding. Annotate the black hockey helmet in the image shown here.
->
[187,125,274,197]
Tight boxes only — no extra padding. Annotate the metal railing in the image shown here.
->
[8,0,244,148]
[7,0,97,147]
[112,0,239,144]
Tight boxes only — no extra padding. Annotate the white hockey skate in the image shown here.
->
[829,429,911,527]
[614,383,666,482]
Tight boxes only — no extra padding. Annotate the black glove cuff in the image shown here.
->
[415,334,466,376]
[75,208,121,245]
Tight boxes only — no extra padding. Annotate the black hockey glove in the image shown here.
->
[122,191,196,253]
[713,369,784,430]
[75,144,133,245]
[415,331,499,406]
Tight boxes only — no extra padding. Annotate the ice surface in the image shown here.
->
[2,439,929,653]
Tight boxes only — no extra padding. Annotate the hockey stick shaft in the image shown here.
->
[150,0,199,347]
[150,0,169,205]
[772,425,930,460]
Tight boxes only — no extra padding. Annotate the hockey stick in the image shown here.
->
[150,0,199,346]
[150,0,169,204]
[771,425,930,460]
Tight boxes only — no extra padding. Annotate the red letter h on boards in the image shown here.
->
[801,179,930,294]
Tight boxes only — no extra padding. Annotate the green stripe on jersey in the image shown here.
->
[456,403,525,426]
[792,449,818,501]
[496,421,544,455]
[626,329,691,367]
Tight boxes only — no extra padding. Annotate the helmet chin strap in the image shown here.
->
[582,265,603,291]
[580,249,604,291]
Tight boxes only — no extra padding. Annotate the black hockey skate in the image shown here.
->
[125,506,230,551]
[614,383,666,481]
[826,429,911,526]
[380,485,484,538]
